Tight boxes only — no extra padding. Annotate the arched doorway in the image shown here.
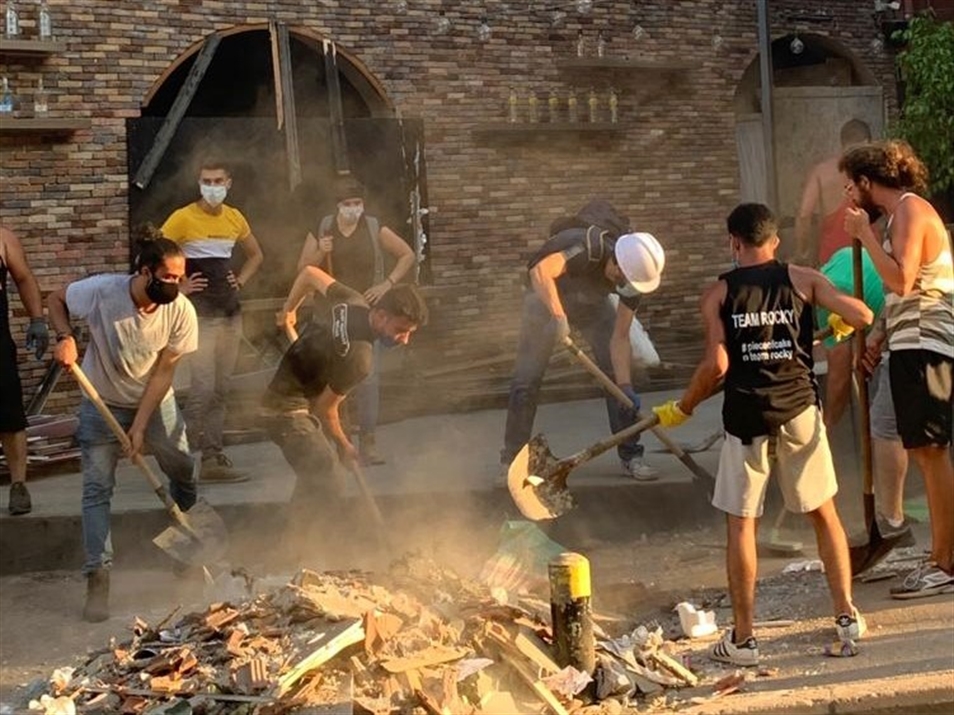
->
[733,32,884,249]
[126,26,428,301]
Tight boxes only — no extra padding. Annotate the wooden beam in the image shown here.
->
[132,33,221,190]
[322,38,350,174]
[276,22,302,191]
[269,21,284,131]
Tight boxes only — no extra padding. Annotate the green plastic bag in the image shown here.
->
[479,520,568,596]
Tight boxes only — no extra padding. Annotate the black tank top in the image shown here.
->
[720,260,818,442]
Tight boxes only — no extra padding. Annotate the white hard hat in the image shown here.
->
[614,232,665,293]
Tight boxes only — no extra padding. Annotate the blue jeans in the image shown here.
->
[502,290,644,464]
[77,396,196,574]
[185,314,242,455]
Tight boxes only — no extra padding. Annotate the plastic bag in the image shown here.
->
[479,520,568,596]
[609,294,660,367]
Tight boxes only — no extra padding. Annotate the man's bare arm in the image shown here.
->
[1,227,43,319]
[528,253,568,318]
[678,281,729,415]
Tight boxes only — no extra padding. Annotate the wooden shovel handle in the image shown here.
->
[562,414,660,470]
[562,336,716,488]
[852,243,875,508]
[70,363,188,522]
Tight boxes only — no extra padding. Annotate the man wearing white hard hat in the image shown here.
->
[501,198,665,481]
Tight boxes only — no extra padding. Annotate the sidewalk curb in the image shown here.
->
[677,669,954,714]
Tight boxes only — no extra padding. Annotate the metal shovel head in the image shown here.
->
[849,520,909,576]
[507,434,576,521]
[152,498,229,566]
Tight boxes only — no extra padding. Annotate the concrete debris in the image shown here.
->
[25,556,713,714]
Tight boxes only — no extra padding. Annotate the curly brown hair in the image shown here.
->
[838,139,929,195]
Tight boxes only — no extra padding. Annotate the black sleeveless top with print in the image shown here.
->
[719,260,818,442]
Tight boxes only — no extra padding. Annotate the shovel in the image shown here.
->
[508,414,660,520]
[846,243,906,575]
[561,336,716,496]
[70,364,229,566]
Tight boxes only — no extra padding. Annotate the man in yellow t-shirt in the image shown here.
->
[161,160,264,482]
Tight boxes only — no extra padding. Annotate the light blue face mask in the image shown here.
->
[377,335,401,349]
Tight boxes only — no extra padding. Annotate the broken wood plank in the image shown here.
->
[649,650,698,686]
[380,645,469,674]
[268,20,284,131]
[276,618,364,697]
[499,652,569,715]
[514,627,560,675]
[132,33,221,190]
[277,21,302,190]
[322,38,349,174]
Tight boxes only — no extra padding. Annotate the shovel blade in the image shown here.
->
[152,498,229,566]
[506,435,576,521]
[849,519,912,576]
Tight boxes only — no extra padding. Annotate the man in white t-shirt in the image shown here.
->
[48,237,198,622]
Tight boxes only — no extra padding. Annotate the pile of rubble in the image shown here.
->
[26,556,722,715]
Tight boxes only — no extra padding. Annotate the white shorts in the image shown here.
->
[713,405,838,518]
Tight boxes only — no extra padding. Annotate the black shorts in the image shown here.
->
[889,349,953,449]
[0,329,27,433]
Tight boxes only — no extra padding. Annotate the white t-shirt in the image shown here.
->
[66,274,198,407]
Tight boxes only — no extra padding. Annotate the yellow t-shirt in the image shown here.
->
[161,202,251,316]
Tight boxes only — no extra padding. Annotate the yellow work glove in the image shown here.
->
[652,400,690,428]
[827,313,855,343]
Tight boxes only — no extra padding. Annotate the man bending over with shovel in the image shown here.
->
[48,236,198,622]
[500,199,665,481]
[271,266,427,564]
[653,203,872,666]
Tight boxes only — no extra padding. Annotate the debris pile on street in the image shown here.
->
[25,555,718,714]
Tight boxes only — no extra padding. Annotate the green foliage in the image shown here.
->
[894,15,954,194]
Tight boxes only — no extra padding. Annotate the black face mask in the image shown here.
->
[145,272,179,305]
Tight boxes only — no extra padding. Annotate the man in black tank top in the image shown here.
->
[652,204,873,666]
[0,225,48,516]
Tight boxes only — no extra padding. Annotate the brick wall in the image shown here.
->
[0,0,900,412]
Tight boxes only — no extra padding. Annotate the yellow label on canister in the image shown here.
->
[550,553,591,599]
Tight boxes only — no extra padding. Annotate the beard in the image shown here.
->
[854,187,883,225]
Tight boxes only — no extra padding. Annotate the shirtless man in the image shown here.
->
[794,119,872,267]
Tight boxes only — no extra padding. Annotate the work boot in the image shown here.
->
[8,481,32,515]
[83,569,110,623]
[359,433,386,466]
[199,452,250,484]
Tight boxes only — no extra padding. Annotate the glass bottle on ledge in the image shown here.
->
[608,87,618,124]
[588,88,598,123]
[0,76,14,114]
[575,29,585,58]
[508,87,518,123]
[527,93,539,123]
[567,90,578,123]
[596,30,606,58]
[33,76,48,115]
[4,0,20,38]
[38,0,52,41]
[548,89,559,123]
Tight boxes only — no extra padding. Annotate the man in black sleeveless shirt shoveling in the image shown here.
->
[652,203,873,667]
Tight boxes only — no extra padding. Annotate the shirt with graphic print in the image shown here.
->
[262,282,374,413]
[161,202,252,317]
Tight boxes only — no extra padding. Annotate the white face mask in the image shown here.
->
[338,204,364,224]
[200,183,228,206]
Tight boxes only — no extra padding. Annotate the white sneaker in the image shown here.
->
[620,458,659,482]
[709,629,759,667]
[835,608,867,642]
